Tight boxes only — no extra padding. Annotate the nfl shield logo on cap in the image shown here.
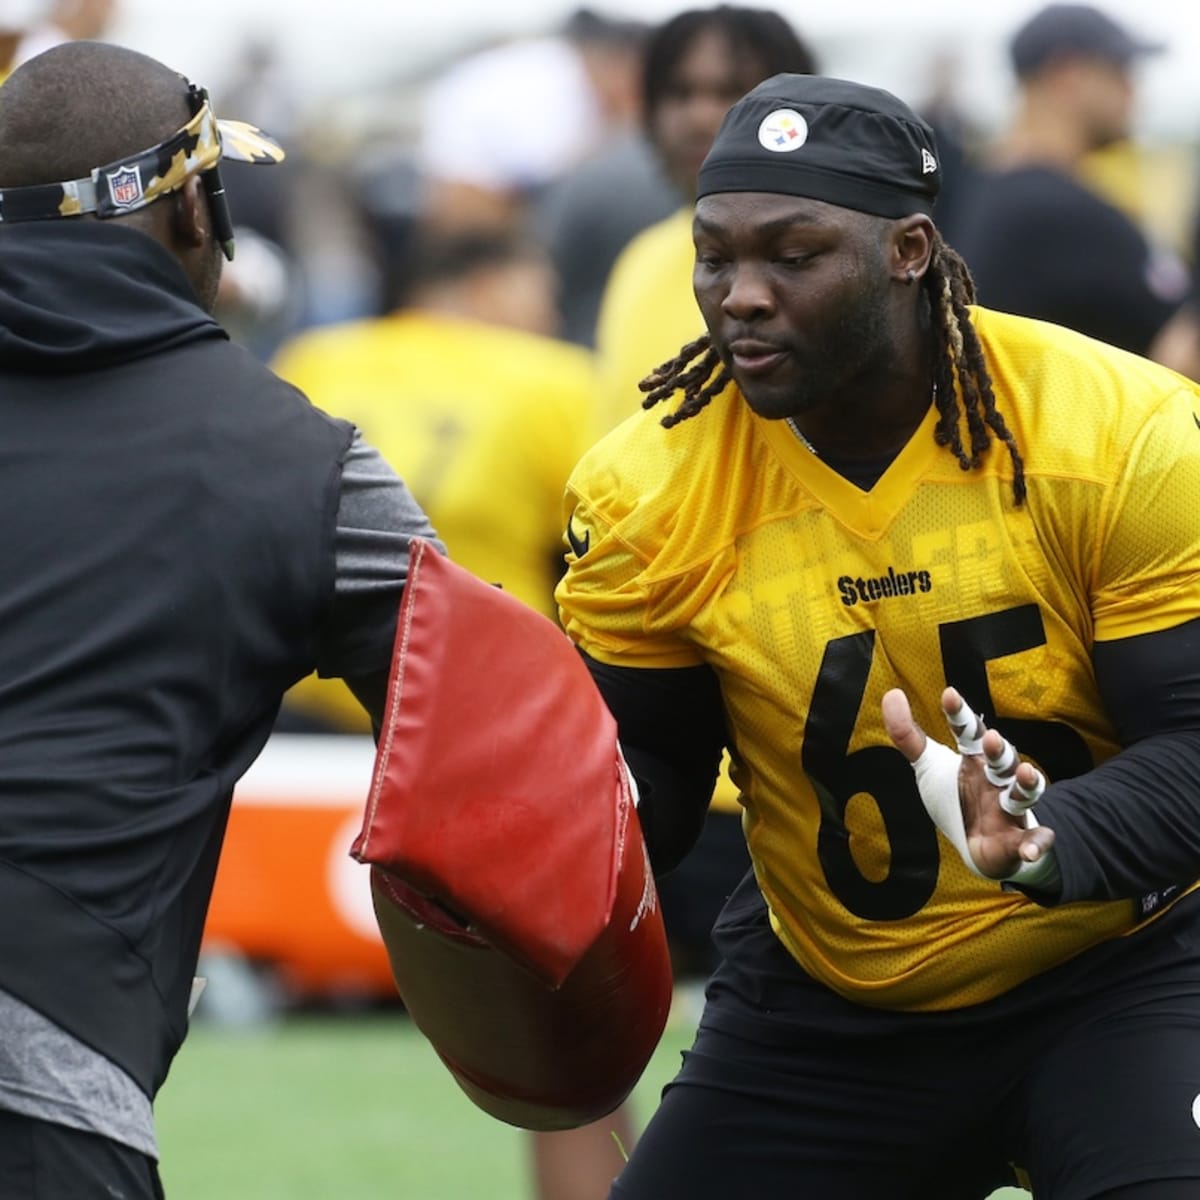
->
[107,165,143,209]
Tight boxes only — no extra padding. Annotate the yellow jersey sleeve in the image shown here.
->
[557,398,751,670]
[1092,383,1200,640]
[559,492,710,670]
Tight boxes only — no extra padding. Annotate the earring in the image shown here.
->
[905,268,917,285]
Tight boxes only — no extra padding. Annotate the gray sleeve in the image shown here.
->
[334,430,444,597]
[314,431,444,686]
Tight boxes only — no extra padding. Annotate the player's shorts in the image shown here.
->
[0,1110,163,1200]
[612,874,1200,1200]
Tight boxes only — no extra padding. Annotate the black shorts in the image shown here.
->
[0,1110,163,1200]
[612,875,1200,1200]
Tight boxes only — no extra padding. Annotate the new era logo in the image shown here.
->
[921,149,937,175]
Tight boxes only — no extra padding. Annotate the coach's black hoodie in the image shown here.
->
[0,221,353,1097]
[0,218,221,369]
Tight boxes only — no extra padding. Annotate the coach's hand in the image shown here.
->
[882,686,1057,885]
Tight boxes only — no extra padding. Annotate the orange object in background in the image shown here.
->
[204,734,397,1001]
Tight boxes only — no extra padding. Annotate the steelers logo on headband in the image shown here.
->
[757,109,808,153]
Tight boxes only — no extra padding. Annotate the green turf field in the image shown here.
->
[156,1005,686,1200]
[155,1000,1027,1199]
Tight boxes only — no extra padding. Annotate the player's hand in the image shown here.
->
[881,686,1055,881]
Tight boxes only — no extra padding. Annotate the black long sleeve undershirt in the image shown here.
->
[1036,616,1200,904]
[579,652,725,876]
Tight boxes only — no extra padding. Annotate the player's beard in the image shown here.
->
[733,275,897,423]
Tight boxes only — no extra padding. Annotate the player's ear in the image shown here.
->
[891,214,934,285]
[170,176,208,250]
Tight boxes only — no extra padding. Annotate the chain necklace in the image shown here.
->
[786,418,819,456]
[786,382,938,459]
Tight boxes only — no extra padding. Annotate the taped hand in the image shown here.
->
[881,686,1058,889]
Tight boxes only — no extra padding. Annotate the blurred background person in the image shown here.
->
[0,0,114,80]
[414,6,652,237]
[2,0,114,66]
[0,1,43,82]
[30,0,114,41]
[271,225,593,688]
[913,45,986,249]
[592,4,819,435]
[953,2,1194,364]
[535,9,679,347]
[210,37,310,358]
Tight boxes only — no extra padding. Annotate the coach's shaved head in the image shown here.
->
[0,40,191,187]
[0,40,225,309]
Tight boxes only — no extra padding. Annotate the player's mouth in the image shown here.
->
[729,338,788,376]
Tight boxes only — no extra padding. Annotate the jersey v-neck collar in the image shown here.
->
[759,400,943,540]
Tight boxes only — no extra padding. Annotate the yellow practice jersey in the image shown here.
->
[274,310,597,731]
[557,306,1200,1011]
[594,206,703,437]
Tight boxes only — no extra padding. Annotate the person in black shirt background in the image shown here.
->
[953,3,1193,363]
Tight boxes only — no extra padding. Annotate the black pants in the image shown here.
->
[613,876,1200,1200]
[0,1110,163,1200]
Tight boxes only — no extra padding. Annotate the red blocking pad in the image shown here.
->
[352,540,672,1129]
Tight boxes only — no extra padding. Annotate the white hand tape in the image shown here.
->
[911,738,986,877]
[913,717,1056,887]
[943,696,985,756]
[984,736,1018,789]
[985,735,1018,812]
[999,765,1045,817]
[1001,807,1061,889]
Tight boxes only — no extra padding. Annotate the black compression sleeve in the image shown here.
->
[1036,618,1200,904]
[580,651,726,876]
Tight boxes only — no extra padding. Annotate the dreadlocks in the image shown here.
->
[925,233,1027,505]
[638,231,1028,506]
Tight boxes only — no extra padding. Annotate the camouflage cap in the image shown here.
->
[696,73,940,219]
